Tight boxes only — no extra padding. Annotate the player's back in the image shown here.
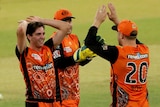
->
[110,44,150,107]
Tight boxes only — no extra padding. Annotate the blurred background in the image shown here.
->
[0,0,160,107]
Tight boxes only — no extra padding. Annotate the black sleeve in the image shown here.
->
[44,38,54,51]
[54,39,92,68]
[55,54,93,68]
[15,46,20,60]
[54,56,76,69]
[53,44,77,69]
[15,46,28,61]
[79,59,92,66]
[84,26,118,64]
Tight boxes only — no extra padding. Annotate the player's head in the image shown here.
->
[54,9,75,21]
[54,9,75,34]
[26,22,45,36]
[112,20,138,45]
[26,22,45,48]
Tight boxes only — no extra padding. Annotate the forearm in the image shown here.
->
[55,56,76,69]
[85,26,102,52]
[112,18,119,25]
[40,18,70,31]
[41,19,70,48]
[52,31,68,48]
[16,20,27,54]
[26,16,71,34]
[92,20,103,28]
[85,26,118,63]
[27,16,71,48]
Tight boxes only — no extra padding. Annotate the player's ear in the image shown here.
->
[121,35,125,39]
[119,33,124,39]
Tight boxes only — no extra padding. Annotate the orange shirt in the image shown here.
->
[85,26,150,107]
[52,33,80,101]
[111,44,149,107]
[16,45,56,102]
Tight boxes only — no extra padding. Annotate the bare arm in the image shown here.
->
[26,16,71,48]
[92,5,107,28]
[16,20,28,54]
[85,5,119,63]
[107,3,119,25]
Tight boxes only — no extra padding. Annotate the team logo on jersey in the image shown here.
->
[53,50,61,59]
[33,63,53,71]
[64,46,72,53]
[127,53,148,59]
[31,53,42,61]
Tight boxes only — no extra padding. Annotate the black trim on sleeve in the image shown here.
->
[15,46,20,60]
[55,56,76,69]
[85,26,98,47]
[20,48,34,99]
[79,59,92,66]
[85,26,118,64]
[53,44,76,69]
[44,38,54,51]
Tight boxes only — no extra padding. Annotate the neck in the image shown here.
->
[29,45,42,52]
[123,39,137,47]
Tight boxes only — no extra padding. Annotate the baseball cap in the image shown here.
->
[54,9,75,21]
[112,20,138,36]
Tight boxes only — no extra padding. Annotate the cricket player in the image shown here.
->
[15,16,71,107]
[51,9,96,107]
[84,3,150,107]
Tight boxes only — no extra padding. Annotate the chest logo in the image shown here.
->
[64,47,72,53]
[31,53,42,61]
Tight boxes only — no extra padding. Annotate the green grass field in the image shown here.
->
[0,0,160,107]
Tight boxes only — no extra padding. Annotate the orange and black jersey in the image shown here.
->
[85,26,150,107]
[85,26,145,63]
[52,33,91,68]
[15,38,56,102]
[52,33,82,102]
[52,33,80,69]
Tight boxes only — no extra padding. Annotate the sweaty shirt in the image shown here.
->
[15,38,56,102]
[85,26,150,107]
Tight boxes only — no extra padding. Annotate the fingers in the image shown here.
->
[97,5,107,20]
[26,16,35,22]
[106,3,119,24]
[18,20,27,24]
[108,3,116,14]
[26,16,40,23]
[98,5,107,15]
[99,5,106,13]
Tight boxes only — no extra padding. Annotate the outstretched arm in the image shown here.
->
[85,5,107,47]
[26,16,71,48]
[85,5,118,63]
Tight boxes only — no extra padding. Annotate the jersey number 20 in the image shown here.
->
[125,61,148,84]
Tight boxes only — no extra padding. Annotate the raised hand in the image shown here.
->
[92,5,107,28]
[26,16,41,23]
[107,3,119,25]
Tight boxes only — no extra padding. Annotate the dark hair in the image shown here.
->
[62,17,72,21]
[26,22,45,36]
[130,30,137,36]
[126,30,138,39]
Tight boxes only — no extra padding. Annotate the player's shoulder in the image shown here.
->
[69,33,78,37]
[69,33,79,39]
